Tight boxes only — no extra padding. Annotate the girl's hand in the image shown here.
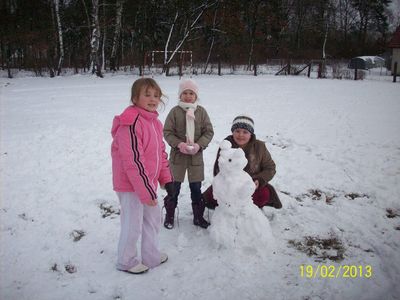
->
[187,143,200,155]
[146,199,158,206]
[178,142,191,155]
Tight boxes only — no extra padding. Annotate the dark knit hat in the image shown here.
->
[231,115,254,134]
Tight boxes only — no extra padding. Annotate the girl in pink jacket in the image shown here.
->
[111,78,174,274]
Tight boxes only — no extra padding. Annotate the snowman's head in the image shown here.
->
[218,140,248,173]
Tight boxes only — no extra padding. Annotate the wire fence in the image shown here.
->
[1,58,397,82]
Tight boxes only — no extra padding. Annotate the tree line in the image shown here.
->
[0,0,395,77]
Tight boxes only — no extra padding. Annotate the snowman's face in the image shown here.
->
[218,148,248,173]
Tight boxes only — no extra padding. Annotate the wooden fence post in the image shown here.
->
[393,62,398,83]
[307,62,311,78]
[354,67,358,80]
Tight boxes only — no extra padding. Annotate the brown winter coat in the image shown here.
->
[213,135,276,188]
[164,105,214,182]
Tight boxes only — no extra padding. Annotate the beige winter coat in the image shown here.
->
[163,105,214,182]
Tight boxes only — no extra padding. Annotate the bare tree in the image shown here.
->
[80,0,92,70]
[54,0,64,76]
[204,0,222,73]
[163,1,215,73]
[351,0,391,51]
[291,0,308,50]
[90,0,103,77]
[101,0,107,72]
[336,0,357,46]
[110,0,125,71]
[245,0,262,70]
[164,11,179,71]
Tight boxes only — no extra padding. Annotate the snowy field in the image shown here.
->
[1,74,399,300]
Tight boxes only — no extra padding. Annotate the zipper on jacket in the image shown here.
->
[151,121,160,189]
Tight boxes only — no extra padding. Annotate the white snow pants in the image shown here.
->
[116,192,162,270]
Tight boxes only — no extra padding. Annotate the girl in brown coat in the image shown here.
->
[203,115,282,209]
[163,79,214,229]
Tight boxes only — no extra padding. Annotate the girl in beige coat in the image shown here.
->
[163,79,214,229]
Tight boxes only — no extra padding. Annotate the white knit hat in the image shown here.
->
[178,79,199,98]
[231,115,255,134]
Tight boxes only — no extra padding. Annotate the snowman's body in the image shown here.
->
[209,140,275,255]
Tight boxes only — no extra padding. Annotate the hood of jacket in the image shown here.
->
[111,105,159,137]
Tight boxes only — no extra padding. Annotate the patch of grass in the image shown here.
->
[50,263,58,272]
[65,264,77,274]
[300,189,337,204]
[345,193,369,200]
[288,232,345,262]
[386,208,399,218]
[70,229,86,242]
[100,202,120,218]
[293,189,370,205]
[308,189,323,200]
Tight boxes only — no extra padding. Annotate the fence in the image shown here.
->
[1,58,397,82]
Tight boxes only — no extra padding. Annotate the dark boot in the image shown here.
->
[189,182,210,228]
[267,183,282,209]
[163,196,177,229]
[163,182,180,229]
[192,201,210,229]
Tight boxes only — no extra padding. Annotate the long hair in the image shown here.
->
[130,78,167,109]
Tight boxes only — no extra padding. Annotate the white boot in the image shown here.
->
[161,253,168,264]
[126,263,149,274]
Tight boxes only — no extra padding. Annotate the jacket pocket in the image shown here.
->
[191,153,204,166]
[171,150,185,165]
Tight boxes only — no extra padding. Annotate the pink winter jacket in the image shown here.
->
[111,105,172,204]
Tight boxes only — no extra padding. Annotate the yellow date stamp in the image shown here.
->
[300,264,373,278]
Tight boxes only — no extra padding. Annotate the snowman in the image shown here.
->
[209,140,275,256]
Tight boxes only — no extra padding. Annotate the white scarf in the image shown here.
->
[178,101,198,144]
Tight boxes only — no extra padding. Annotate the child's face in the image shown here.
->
[232,128,252,147]
[134,86,160,112]
[180,90,197,103]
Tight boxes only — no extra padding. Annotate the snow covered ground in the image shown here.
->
[1,74,399,300]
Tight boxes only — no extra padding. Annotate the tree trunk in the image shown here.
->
[163,11,179,72]
[204,1,219,74]
[90,0,103,77]
[110,0,124,71]
[102,0,106,72]
[247,0,260,71]
[80,0,92,70]
[54,0,64,76]
[321,22,328,78]
[6,44,12,78]
[165,2,213,68]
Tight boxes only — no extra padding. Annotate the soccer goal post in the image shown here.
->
[144,50,193,77]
